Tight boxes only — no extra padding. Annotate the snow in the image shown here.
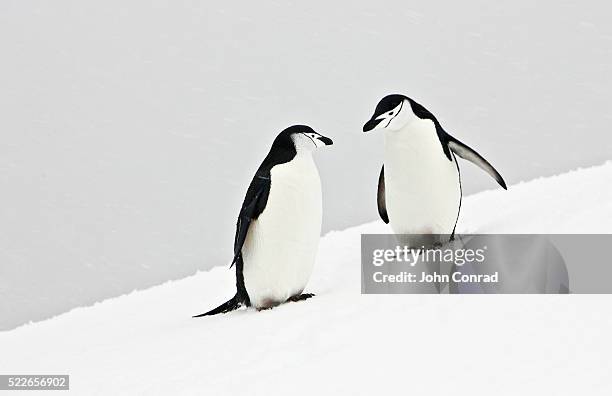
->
[2,163,612,395]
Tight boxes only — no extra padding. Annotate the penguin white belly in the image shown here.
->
[242,153,322,308]
[384,120,461,235]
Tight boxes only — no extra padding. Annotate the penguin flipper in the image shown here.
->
[193,295,241,317]
[377,165,389,224]
[230,173,271,268]
[446,136,507,190]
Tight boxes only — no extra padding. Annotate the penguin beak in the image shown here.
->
[317,135,334,146]
[363,117,383,132]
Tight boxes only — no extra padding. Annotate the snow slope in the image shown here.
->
[2,163,612,395]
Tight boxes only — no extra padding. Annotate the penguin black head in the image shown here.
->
[273,125,334,152]
[363,94,435,133]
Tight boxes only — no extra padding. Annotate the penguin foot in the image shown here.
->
[287,293,315,303]
[256,298,281,311]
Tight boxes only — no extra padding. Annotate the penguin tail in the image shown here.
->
[193,295,242,317]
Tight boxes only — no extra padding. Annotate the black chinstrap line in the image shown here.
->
[383,100,403,128]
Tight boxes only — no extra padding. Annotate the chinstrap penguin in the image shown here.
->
[363,94,507,241]
[194,125,333,316]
